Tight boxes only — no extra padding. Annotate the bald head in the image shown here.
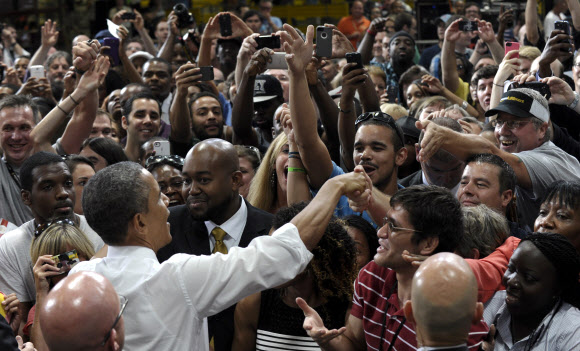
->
[40,272,124,351]
[72,35,90,47]
[405,253,482,347]
[187,138,239,173]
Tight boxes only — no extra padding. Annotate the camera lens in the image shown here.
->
[154,142,160,147]
[321,33,327,39]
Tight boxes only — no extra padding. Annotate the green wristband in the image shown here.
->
[288,167,306,173]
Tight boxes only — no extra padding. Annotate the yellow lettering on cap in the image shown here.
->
[506,96,524,103]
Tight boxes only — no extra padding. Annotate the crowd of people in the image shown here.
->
[1,0,580,350]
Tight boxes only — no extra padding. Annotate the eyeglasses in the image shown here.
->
[574,63,580,67]
[491,119,532,130]
[145,155,184,171]
[382,218,421,233]
[355,112,405,146]
[35,218,75,237]
[243,145,262,163]
[101,295,128,346]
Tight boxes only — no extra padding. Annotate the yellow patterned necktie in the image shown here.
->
[211,227,228,254]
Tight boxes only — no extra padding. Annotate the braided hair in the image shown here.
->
[523,232,580,308]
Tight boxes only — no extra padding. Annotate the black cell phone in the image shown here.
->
[219,13,232,37]
[199,66,214,81]
[386,86,397,103]
[315,26,333,58]
[345,52,363,72]
[517,82,551,100]
[121,12,136,20]
[255,35,281,50]
[103,37,120,66]
[458,20,477,32]
[554,20,573,52]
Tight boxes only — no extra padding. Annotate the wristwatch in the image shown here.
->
[338,101,352,114]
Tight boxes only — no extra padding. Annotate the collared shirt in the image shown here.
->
[417,345,468,351]
[70,223,313,351]
[421,172,460,196]
[483,291,580,351]
[205,195,247,251]
[370,61,400,95]
[161,92,173,125]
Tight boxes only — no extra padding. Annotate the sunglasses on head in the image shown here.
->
[35,218,76,238]
[145,155,184,170]
[355,111,405,145]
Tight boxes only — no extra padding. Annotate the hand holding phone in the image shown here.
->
[316,26,333,58]
[256,35,281,50]
[554,20,573,53]
[199,66,215,81]
[121,11,136,20]
[458,20,478,32]
[505,42,520,58]
[29,65,45,79]
[103,37,120,66]
[345,52,363,73]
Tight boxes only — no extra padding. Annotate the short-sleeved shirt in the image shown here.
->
[351,261,489,350]
[514,141,580,229]
[0,216,104,302]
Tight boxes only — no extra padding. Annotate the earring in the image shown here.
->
[270,170,277,188]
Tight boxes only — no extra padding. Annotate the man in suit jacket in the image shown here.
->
[400,117,465,194]
[157,138,273,351]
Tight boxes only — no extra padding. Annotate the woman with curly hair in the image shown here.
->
[246,133,289,214]
[232,202,358,350]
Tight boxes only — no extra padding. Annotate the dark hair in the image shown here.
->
[243,10,262,22]
[417,117,463,162]
[82,161,150,245]
[143,57,172,75]
[542,180,580,211]
[187,92,223,115]
[20,152,67,191]
[235,145,261,170]
[390,185,463,253]
[523,233,580,308]
[472,64,498,83]
[81,137,129,166]
[122,92,162,117]
[394,13,414,32]
[0,94,39,123]
[356,113,405,151]
[272,202,358,303]
[465,153,517,193]
[398,65,430,108]
[64,155,95,174]
[343,215,380,263]
[0,83,19,94]
[456,52,474,82]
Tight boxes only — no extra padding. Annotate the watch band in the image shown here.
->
[461,101,469,110]
[338,101,352,114]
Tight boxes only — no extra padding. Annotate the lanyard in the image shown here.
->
[4,161,21,189]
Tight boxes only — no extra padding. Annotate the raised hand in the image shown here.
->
[41,19,59,48]
[132,9,145,31]
[244,48,273,77]
[542,76,575,105]
[341,63,367,98]
[495,50,520,83]
[278,103,295,143]
[477,19,496,43]
[416,119,446,162]
[421,74,444,95]
[2,293,21,333]
[76,55,111,95]
[281,24,314,73]
[72,39,101,73]
[33,255,62,296]
[238,33,260,61]
[540,30,574,66]
[175,62,202,94]
[296,297,346,345]
[445,19,464,43]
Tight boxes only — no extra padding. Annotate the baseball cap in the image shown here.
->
[396,116,420,141]
[435,14,452,26]
[253,74,283,103]
[128,51,155,62]
[485,90,550,122]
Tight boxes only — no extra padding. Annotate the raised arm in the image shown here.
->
[566,0,580,31]
[358,18,387,64]
[157,11,179,62]
[133,10,158,56]
[525,0,539,45]
[477,20,505,64]
[422,74,479,117]
[537,30,574,78]
[282,24,333,188]
[496,6,515,47]
[231,49,270,146]
[59,47,110,154]
[441,19,462,93]
[199,13,253,67]
[417,119,533,189]
[29,20,59,67]
[235,34,260,86]
[117,25,142,83]
[169,63,202,142]
[338,64,367,171]
[490,51,520,112]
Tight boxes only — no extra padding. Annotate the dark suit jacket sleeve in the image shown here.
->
[0,317,17,351]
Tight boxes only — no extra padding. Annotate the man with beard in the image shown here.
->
[157,138,273,351]
[370,31,415,100]
[400,117,465,194]
[45,51,71,101]
[121,92,162,162]
[169,63,233,155]
[0,152,104,332]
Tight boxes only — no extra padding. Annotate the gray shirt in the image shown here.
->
[515,141,580,229]
[0,159,33,227]
[484,291,580,351]
[0,215,104,302]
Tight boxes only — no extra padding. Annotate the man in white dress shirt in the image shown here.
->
[70,161,370,351]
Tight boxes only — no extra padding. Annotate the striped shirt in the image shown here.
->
[256,329,320,350]
[351,261,489,351]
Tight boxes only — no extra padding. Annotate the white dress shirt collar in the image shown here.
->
[205,195,247,249]
[107,245,158,261]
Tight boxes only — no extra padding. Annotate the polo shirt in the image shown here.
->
[351,261,489,350]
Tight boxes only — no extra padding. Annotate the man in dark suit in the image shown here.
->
[400,117,465,193]
[157,138,273,351]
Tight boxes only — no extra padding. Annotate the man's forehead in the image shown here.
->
[0,106,36,124]
[356,124,393,142]
[477,77,493,87]
[144,61,170,73]
[131,98,160,112]
[32,162,71,180]
[466,161,500,179]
